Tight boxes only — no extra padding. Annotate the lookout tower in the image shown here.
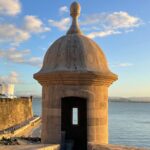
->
[34,2,118,150]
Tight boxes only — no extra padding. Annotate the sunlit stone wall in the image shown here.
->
[0,97,33,130]
[42,84,108,144]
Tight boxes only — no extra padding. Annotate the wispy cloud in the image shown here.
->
[87,30,121,38]
[83,11,142,38]
[81,12,141,28]
[0,0,21,16]
[117,63,134,67]
[0,48,42,67]
[111,63,134,68]
[0,16,50,45]
[0,71,19,84]
[59,6,69,14]
[26,57,42,67]
[0,24,30,45]
[23,15,50,33]
[48,17,70,31]
[48,11,142,38]
[0,1,51,45]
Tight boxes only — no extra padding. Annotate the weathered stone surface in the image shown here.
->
[0,144,148,150]
[33,1,117,146]
[0,144,60,150]
[40,85,109,144]
[0,98,33,130]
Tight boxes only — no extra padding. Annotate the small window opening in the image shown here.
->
[72,108,78,125]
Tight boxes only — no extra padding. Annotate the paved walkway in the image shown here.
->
[0,117,41,139]
[24,123,41,137]
[0,117,35,134]
[0,144,60,150]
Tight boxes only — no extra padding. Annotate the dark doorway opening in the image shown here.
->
[61,97,87,150]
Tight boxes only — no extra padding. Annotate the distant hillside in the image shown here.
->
[32,96,150,102]
[33,97,41,100]
[109,97,150,103]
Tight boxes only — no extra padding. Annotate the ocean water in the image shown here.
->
[109,102,150,148]
[32,99,150,148]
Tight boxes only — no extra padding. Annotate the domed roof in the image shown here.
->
[34,1,117,85]
[40,34,112,74]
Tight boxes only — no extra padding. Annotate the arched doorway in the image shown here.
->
[61,97,87,150]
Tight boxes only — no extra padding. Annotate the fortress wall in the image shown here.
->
[0,98,33,130]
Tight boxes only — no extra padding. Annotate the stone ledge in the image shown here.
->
[0,144,60,150]
[34,71,117,86]
[0,144,149,150]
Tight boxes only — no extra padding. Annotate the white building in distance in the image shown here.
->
[0,83,15,98]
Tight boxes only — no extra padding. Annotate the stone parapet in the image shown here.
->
[0,144,60,150]
[0,97,33,130]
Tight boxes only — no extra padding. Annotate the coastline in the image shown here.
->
[33,97,150,103]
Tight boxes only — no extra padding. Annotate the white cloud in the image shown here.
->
[0,24,30,45]
[0,0,21,16]
[111,62,134,68]
[118,63,134,67]
[0,71,19,84]
[48,17,70,31]
[81,11,141,28]
[59,6,69,14]
[1,48,30,63]
[27,57,42,67]
[0,16,50,45]
[110,62,134,68]
[87,30,121,38]
[48,11,142,38]
[23,15,50,33]
[125,29,134,33]
[105,11,141,29]
[82,11,142,38]
[0,48,42,67]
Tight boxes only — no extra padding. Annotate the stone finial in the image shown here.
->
[67,1,82,35]
[70,1,81,18]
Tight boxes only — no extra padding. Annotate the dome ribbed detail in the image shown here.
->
[34,1,118,85]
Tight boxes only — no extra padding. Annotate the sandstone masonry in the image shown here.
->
[0,97,33,130]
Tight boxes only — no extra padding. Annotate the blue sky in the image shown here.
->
[0,0,150,97]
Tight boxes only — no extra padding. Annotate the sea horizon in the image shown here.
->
[32,97,150,103]
[32,99,150,148]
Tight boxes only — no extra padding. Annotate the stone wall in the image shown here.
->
[0,97,33,130]
[41,84,108,144]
